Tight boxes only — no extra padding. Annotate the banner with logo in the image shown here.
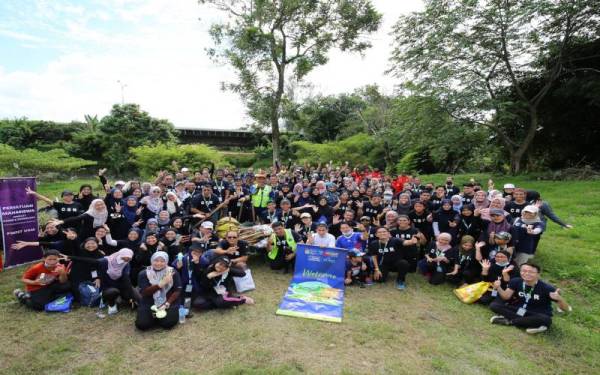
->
[0,178,41,269]
[276,244,347,323]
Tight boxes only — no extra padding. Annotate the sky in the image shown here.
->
[0,0,424,129]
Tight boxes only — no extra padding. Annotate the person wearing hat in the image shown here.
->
[191,221,220,253]
[345,250,372,287]
[249,170,272,222]
[502,183,515,201]
[511,205,546,266]
[478,249,518,304]
[136,251,181,330]
[25,187,83,221]
[475,229,514,263]
[295,212,318,242]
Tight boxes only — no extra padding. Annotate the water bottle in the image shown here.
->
[178,306,186,324]
[177,252,184,262]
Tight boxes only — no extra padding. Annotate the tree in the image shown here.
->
[98,104,178,173]
[389,0,600,174]
[200,0,381,163]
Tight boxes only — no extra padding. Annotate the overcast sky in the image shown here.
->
[0,0,424,129]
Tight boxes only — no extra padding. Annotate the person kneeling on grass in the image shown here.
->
[266,222,302,273]
[193,256,254,311]
[417,233,454,285]
[14,250,70,310]
[136,251,182,331]
[345,250,373,287]
[490,262,570,334]
[368,226,410,290]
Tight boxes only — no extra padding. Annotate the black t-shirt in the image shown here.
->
[53,201,83,220]
[191,193,221,213]
[211,180,230,202]
[368,237,404,265]
[217,239,248,260]
[506,201,528,219]
[363,202,383,219]
[191,232,220,252]
[461,194,474,205]
[507,277,556,316]
[390,227,419,258]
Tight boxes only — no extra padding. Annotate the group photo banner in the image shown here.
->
[276,244,347,323]
[0,178,41,269]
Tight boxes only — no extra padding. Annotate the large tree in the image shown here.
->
[389,0,600,173]
[200,0,381,163]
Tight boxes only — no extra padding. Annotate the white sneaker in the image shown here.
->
[526,326,548,334]
[107,305,118,315]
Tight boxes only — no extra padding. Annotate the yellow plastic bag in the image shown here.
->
[453,281,491,304]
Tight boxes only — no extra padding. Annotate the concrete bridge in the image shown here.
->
[176,127,268,149]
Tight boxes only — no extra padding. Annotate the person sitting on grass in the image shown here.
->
[445,235,480,286]
[266,222,302,273]
[213,230,249,269]
[417,232,454,285]
[193,256,254,311]
[345,250,373,287]
[490,262,570,334]
[136,251,182,331]
[368,226,411,290]
[14,250,70,311]
[478,250,518,305]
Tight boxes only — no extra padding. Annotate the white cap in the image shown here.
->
[300,212,312,219]
[503,183,515,189]
[200,221,214,229]
[522,205,539,214]
[181,167,189,172]
[115,180,126,186]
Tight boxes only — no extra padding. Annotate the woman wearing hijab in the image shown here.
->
[457,204,484,241]
[139,186,164,227]
[53,199,109,239]
[164,192,184,217]
[480,197,508,221]
[395,193,413,216]
[66,248,138,315]
[417,233,454,285]
[511,205,546,266]
[481,208,512,245]
[432,199,460,242]
[445,235,480,286]
[122,196,141,226]
[450,195,463,213]
[472,190,490,211]
[136,251,181,331]
[192,256,254,311]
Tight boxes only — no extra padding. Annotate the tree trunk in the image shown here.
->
[271,60,285,164]
[509,106,540,175]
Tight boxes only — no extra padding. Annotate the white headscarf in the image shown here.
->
[146,251,173,306]
[165,192,181,214]
[86,199,108,227]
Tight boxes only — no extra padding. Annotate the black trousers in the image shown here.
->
[28,282,71,311]
[490,299,553,328]
[447,269,479,286]
[135,305,179,331]
[269,252,295,271]
[192,293,246,311]
[379,259,410,283]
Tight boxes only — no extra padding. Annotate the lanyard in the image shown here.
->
[521,281,537,309]
[186,256,193,286]
[202,196,212,208]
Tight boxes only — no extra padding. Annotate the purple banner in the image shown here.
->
[1,178,41,269]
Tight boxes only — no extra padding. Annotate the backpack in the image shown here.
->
[78,282,102,307]
[45,293,74,313]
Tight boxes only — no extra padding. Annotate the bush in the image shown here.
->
[223,152,257,168]
[291,133,377,165]
[0,144,96,177]
[130,143,227,178]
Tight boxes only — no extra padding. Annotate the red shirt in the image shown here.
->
[22,262,63,292]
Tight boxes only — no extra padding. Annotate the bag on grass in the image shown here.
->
[78,282,101,307]
[453,281,491,304]
[234,268,256,293]
[45,293,74,313]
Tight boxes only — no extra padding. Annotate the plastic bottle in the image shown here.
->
[178,306,186,324]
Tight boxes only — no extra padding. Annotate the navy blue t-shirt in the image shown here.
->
[507,277,556,316]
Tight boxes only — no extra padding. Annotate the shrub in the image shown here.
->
[130,143,227,178]
[0,144,96,177]
[291,133,377,165]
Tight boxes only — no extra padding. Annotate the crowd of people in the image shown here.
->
[12,163,572,333]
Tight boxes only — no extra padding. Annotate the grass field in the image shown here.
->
[0,175,599,374]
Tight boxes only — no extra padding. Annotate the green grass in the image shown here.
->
[0,175,599,374]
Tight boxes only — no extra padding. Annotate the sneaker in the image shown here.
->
[13,288,23,299]
[365,278,373,286]
[526,326,548,334]
[490,315,511,325]
[107,305,118,315]
[396,281,406,290]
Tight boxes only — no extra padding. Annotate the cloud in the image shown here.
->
[0,0,423,129]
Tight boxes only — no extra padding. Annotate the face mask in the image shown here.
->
[496,261,509,267]
[342,230,354,236]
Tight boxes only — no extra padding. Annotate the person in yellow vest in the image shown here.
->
[250,170,272,222]
[266,222,303,273]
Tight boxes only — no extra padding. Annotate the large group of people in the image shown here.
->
[12,163,571,333]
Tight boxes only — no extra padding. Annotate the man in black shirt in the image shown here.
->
[505,188,528,219]
[26,188,83,221]
[490,262,571,334]
[191,185,221,217]
[390,215,423,272]
[214,230,249,269]
[368,227,410,290]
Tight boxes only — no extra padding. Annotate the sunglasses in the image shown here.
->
[227,236,238,239]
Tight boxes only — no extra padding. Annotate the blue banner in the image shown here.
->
[276,244,347,323]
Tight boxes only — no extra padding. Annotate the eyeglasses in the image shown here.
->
[227,236,238,239]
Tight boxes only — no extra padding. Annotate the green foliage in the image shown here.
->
[291,133,377,166]
[130,143,226,178]
[0,118,85,151]
[98,104,178,173]
[0,144,96,177]
[201,0,382,161]
[395,152,419,174]
[223,152,256,168]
